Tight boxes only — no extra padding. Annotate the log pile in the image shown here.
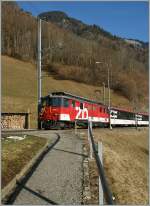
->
[1,114,26,129]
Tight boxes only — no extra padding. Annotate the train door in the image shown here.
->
[69,99,76,121]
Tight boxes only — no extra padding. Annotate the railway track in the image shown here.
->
[2,125,146,135]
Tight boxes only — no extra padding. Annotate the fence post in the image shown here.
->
[27,108,30,129]
[98,142,103,205]
[135,115,138,130]
[88,118,93,159]
[75,120,77,135]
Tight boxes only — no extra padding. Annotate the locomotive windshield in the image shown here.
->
[41,97,62,107]
[41,96,63,107]
[49,97,62,107]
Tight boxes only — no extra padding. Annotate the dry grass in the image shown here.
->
[83,127,149,205]
[2,55,133,128]
[2,135,47,188]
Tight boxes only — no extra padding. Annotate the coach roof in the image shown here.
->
[48,92,106,106]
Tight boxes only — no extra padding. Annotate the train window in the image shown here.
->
[49,97,62,107]
[64,98,69,107]
[88,105,92,110]
[99,107,102,113]
[143,115,149,121]
[80,103,83,109]
[72,100,75,107]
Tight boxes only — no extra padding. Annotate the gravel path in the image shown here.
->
[12,130,84,205]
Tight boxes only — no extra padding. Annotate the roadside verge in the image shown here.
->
[2,133,60,204]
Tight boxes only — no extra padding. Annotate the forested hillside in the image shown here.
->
[2,2,149,110]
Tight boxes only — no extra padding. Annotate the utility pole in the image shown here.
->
[107,62,112,129]
[37,17,42,129]
[103,82,105,105]
[107,63,110,109]
[95,61,112,129]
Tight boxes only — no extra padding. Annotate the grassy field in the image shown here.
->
[83,127,149,205]
[2,55,132,128]
[2,135,47,188]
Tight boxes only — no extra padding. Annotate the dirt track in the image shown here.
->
[86,127,149,205]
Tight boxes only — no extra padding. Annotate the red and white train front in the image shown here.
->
[39,93,109,129]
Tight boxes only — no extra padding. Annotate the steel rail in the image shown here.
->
[89,126,115,205]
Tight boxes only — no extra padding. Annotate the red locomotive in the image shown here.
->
[39,92,149,129]
[39,92,109,129]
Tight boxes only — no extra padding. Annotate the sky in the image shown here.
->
[16,1,149,42]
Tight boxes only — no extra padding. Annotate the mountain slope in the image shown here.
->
[2,2,149,110]
[39,11,115,41]
[39,11,148,50]
[39,11,148,104]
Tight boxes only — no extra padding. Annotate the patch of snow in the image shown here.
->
[124,39,142,47]
[6,135,27,140]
